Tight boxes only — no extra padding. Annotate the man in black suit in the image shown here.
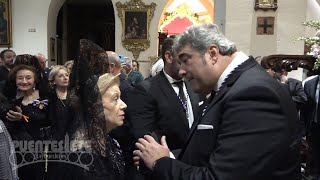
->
[0,49,15,93]
[134,24,301,180]
[302,75,320,178]
[0,49,15,81]
[127,37,201,151]
[35,53,50,80]
[273,68,307,111]
[107,51,133,103]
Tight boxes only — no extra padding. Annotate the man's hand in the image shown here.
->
[133,135,170,170]
[6,106,22,121]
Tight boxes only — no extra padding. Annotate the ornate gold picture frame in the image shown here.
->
[116,0,156,60]
[255,0,278,11]
[0,0,12,47]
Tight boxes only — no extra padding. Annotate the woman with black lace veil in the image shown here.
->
[67,39,126,180]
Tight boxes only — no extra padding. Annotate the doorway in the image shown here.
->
[56,0,115,63]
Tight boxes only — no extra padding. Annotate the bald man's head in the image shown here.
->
[106,51,122,75]
[35,53,47,70]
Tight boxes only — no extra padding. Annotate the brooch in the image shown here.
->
[33,99,49,109]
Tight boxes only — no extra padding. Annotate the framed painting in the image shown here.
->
[116,0,156,60]
[125,11,147,40]
[0,0,12,47]
[255,0,278,11]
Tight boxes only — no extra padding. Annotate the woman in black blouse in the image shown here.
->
[7,64,49,180]
[46,65,75,180]
[47,65,72,140]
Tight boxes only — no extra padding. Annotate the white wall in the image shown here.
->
[0,0,51,59]
[4,0,311,80]
[225,0,307,80]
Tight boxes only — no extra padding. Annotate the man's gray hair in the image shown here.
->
[108,54,121,68]
[173,23,237,56]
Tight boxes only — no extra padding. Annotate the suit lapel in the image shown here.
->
[202,57,257,117]
[185,82,200,128]
[309,76,319,100]
[178,57,258,160]
[157,72,190,130]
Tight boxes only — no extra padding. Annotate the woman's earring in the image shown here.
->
[33,87,36,91]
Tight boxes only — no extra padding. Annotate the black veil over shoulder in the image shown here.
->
[68,39,109,156]
[68,39,125,180]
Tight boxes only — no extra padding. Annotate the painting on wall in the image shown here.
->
[116,0,156,60]
[125,11,147,40]
[0,0,12,47]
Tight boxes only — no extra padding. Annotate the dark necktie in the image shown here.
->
[174,81,187,111]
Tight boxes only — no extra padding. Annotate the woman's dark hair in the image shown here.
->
[8,64,39,88]
[132,60,140,70]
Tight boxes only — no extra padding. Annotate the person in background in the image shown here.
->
[7,64,49,180]
[150,58,164,77]
[3,54,49,99]
[63,60,74,73]
[107,51,132,103]
[0,49,16,81]
[133,23,301,180]
[35,53,50,80]
[46,65,74,180]
[47,65,72,140]
[123,57,143,86]
[107,51,137,180]
[132,60,140,71]
[273,67,307,111]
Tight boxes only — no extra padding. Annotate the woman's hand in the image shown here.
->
[6,106,22,121]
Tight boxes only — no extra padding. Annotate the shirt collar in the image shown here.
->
[163,69,180,84]
[214,51,249,91]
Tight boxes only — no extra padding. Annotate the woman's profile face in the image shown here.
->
[16,69,35,92]
[66,64,73,73]
[101,85,127,133]
[54,69,69,88]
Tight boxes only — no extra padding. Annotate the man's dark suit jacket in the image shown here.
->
[283,78,307,110]
[301,75,319,135]
[153,57,301,180]
[0,65,9,81]
[127,71,200,150]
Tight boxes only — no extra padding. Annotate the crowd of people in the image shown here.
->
[0,23,317,180]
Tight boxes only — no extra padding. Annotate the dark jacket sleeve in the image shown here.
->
[127,80,161,140]
[153,85,300,180]
[287,78,308,110]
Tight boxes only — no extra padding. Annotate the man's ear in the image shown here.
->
[208,44,219,63]
[164,51,173,64]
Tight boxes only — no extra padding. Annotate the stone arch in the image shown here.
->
[47,0,116,65]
